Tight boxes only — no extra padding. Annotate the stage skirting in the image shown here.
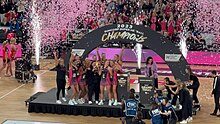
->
[28,88,125,117]
[28,88,182,120]
[29,102,122,117]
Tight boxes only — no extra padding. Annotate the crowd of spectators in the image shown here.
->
[0,0,219,52]
[0,0,26,45]
[0,0,25,32]
[71,0,218,52]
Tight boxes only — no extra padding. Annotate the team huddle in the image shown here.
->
[54,48,124,106]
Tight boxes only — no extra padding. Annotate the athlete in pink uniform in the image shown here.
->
[112,47,124,106]
[98,60,114,106]
[0,41,9,77]
[6,38,17,77]
[77,60,87,104]
[68,55,81,105]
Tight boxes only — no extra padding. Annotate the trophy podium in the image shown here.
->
[138,77,155,104]
[117,72,130,101]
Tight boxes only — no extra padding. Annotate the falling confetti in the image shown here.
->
[25,0,97,63]
[185,0,220,40]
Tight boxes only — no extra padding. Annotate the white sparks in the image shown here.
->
[134,43,143,69]
[179,21,188,58]
[31,0,41,65]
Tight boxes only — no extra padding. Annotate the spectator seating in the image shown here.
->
[0,0,218,53]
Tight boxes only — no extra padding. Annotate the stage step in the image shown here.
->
[25,92,45,106]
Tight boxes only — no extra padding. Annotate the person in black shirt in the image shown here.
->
[185,66,200,108]
[88,61,102,105]
[210,70,220,117]
[53,52,67,104]
[130,89,139,101]
[164,77,178,106]
[23,50,37,83]
[169,82,193,123]
[186,33,196,51]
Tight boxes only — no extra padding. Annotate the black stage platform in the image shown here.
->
[28,88,182,119]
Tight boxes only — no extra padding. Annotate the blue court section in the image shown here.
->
[3,120,65,124]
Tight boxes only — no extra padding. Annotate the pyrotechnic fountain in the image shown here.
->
[179,20,188,58]
[133,14,143,75]
[31,0,41,69]
[134,43,143,74]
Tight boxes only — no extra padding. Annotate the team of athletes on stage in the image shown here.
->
[51,45,220,124]
[0,38,17,77]
[0,37,219,124]
[54,47,124,106]
[53,46,207,124]
[0,41,213,124]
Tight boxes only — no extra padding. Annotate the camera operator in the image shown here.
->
[23,49,37,83]
[130,88,145,110]
[122,93,139,124]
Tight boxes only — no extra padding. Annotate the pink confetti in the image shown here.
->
[26,0,96,53]
[185,0,220,41]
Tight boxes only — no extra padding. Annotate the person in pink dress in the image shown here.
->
[150,11,157,31]
[112,47,124,106]
[176,15,183,32]
[158,14,167,34]
[168,15,175,38]
[163,2,172,18]
[98,60,114,106]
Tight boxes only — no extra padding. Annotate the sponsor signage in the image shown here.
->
[165,54,181,62]
[72,49,85,56]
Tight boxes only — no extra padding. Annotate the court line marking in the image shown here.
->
[0,84,25,100]
[0,70,48,100]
